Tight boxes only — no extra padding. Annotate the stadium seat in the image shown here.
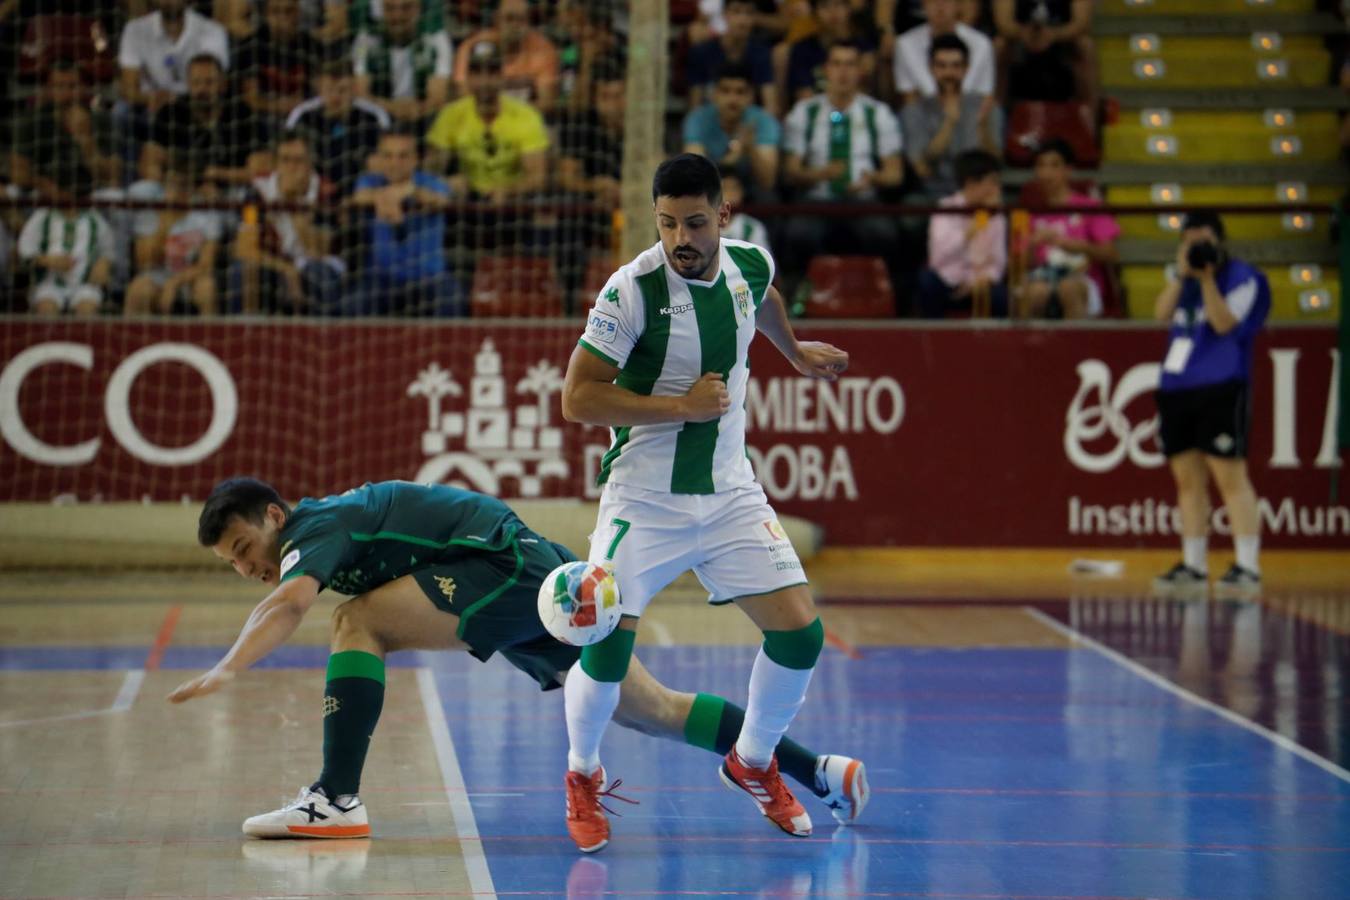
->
[1005,102,1100,168]
[804,256,895,318]
[18,15,117,84]
[470,256,564,317]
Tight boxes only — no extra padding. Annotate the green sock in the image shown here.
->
[683,692,823,797]
[316,651,385,798]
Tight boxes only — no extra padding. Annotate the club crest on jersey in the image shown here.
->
[734,283,751,318]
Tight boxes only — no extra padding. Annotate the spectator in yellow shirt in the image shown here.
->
[425,41,549,205]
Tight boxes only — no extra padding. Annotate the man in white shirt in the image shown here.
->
[893,0,993,104]
[780,42,904,304]
[118,0,230,114]
[117,0,231,169]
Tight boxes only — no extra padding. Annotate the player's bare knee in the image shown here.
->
[331,597,381,650]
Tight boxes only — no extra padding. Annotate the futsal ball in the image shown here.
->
[537,561,622,646]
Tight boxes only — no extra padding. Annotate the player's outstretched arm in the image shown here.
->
[756,286,849,382]
[561,345,729,426]
[167,575,321,703]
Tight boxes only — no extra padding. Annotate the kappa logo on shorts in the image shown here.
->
[434,575,457,602]
[587,311,619,344]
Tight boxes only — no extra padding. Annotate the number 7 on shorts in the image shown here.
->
[604,518,631,562]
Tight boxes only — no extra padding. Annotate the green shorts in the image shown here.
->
[410,530,582,691]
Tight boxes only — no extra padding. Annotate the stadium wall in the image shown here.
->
[0,320,1342,555]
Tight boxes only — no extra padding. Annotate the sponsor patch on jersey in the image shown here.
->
[586,311,619,344]
[659,302,694,316]
[280,548,301,577]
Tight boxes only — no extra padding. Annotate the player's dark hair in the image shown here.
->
[1181,210,1226,241]
[714,60,755,86]
[1033,138,1076,167]
[929,32,969,63]
[955,149,1000,186]
[826,40,865,62]
[379,123,423,156]
[198,478,290,546]
[187,52,225,75]
[652,153,722,205]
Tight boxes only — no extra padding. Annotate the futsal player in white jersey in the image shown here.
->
[558,153,858,853]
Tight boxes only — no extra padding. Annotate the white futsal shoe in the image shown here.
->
[243,786,371,838]
[815,755,870,825]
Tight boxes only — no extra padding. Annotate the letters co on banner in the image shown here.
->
[0,321,1342,548]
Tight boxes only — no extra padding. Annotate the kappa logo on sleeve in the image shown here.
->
[280,548,301,577]
[587,311,620,344]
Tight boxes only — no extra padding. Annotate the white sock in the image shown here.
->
[564,661,620,774]
[734,647,815,769]
[1235,535,1261,573]
[1183,536,1208,573]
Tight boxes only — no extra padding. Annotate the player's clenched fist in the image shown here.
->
[684,372,731,422]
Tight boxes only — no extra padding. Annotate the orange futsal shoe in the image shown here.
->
[720,746,813,837]
[565,767,612,853]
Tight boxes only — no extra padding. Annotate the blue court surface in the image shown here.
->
[2,598,1347,900]
[429,640,1350,899]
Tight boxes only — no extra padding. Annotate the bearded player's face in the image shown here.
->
[212,506,286,586]
[654,193,730,281]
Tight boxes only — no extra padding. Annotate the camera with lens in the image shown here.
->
[1186,240,1219,271]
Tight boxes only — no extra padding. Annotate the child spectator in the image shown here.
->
[918,149,1007,318]
[17,205,114,316]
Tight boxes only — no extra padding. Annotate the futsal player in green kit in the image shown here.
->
[168,477,868,838]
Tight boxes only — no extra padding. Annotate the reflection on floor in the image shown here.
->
[1,553,1347,899]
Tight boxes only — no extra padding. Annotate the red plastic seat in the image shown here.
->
[804,256,895,318]
[1005,101,1099,168]
[19,15,118,84]
[470,256,564,317]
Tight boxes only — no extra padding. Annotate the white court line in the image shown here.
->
[1024,606,1350,784]
[0,669,144,729]
[111,669,145,712]
[417,666,498,898]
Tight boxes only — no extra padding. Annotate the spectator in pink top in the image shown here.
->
[918,149,1007,318]
[1016,139,1119,318]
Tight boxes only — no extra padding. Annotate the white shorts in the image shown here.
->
[588,481,807,615]
[32,278,101,311]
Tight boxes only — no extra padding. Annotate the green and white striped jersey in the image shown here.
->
[726,212,770,253]
[578,238,775,495]
[782,92,902,201]
[17,208,113,286]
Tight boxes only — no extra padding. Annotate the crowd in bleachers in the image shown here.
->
[0,0,1344,319]
[0,0,629,317]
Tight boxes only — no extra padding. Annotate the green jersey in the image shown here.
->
[278,481,521,596]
